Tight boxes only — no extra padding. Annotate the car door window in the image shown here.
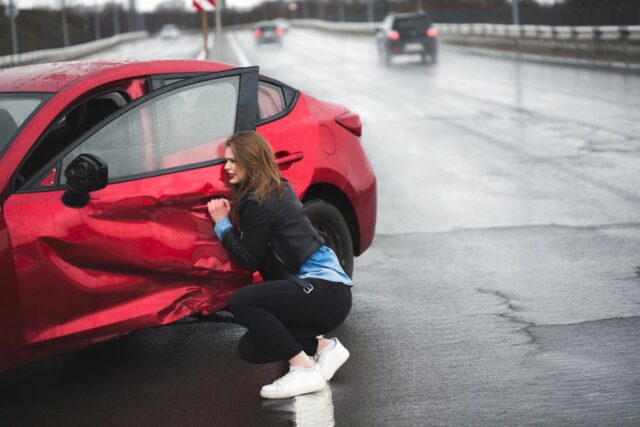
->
[0,94,49,157]
[15,91,129,188]
[258,81,285,122]
[60,75,239,182]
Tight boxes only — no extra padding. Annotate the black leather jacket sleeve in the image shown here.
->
[220,196,275,273]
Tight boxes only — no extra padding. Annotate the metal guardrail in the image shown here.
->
[0,32,148,69]
[292,19,640,43]
[436,23,640,61]
[437,23,640,42]
[291,20,640,66]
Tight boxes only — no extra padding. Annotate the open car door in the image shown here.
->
[3,68,259,360]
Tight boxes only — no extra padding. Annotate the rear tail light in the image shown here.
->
[387,30,400,40]
[254,29,262,37]
[335,112,362,137]
[276,27,284,36]
[426,28,438,38]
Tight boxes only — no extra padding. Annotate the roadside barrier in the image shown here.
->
[291,19,640,62]
[0,32,148,69]
[437,23,640,53]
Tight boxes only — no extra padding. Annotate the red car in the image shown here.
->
[0,60,376,372]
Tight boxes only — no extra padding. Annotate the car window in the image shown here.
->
[0,94,48,158]
[15,91,129,188]
[60,75,239,183]
[258,81,285,122]
[393,17,432,32]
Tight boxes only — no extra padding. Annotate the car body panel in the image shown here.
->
[301,94,377,255]
[257,93,319,195]
[3,163,249,349]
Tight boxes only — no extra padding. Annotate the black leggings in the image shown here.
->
[228,278,352,364]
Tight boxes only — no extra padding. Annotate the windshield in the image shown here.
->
[0,94,49,158]
[394,17,432,32]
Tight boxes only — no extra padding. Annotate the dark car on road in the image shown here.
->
[0,59,376,372]
[254,21,285,45]
[375,12,438,65]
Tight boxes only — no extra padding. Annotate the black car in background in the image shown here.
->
[375,12,438,65]
[254,21,285,45]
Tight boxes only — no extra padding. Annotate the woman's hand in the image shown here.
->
[207,198,231,222]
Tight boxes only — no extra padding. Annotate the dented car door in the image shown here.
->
[2,68,258,350]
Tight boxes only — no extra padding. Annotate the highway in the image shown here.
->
[1,28,639,426]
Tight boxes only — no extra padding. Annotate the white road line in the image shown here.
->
[402,102,425,117]
[294,386,335,427]
[227,32,251,67]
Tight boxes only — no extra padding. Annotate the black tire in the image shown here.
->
[303,199,354,278]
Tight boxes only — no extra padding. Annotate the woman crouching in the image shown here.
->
[207,131,352,399]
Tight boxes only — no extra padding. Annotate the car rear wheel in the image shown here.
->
[303,199,354,278]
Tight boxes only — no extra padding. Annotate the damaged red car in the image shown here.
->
[0,60,376,372]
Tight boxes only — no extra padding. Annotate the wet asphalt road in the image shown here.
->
[1,29,640,426]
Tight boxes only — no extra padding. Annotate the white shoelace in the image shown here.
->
[273,371,295,387]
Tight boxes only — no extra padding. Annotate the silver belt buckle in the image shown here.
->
[302,282,314,294]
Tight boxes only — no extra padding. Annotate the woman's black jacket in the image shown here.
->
[220,181,324,280]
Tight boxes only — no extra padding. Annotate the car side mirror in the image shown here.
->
[61,153,108,208]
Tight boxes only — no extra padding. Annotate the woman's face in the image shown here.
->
[224,145,246,185]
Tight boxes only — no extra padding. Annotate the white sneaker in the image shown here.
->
[315,338,350,381]
[260,365,326,399]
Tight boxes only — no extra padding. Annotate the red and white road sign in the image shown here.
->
[192,0,216,11]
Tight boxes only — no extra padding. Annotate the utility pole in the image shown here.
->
[511,0,520,26]
[112,2,120,35]
[337,0,345,22]
[316,0,324,20]
[94,3,101,40]
[128,0,137,31]
[8,0,19,54]
[61,0,70,47]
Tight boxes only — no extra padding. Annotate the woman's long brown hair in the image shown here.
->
[225,131,284,220]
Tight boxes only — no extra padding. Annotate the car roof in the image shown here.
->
[0,59,235,93]
[391,12,431,20]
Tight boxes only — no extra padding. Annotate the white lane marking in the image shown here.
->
[402,102,425,117]
[294,386,335,427]
[227,31,251,67]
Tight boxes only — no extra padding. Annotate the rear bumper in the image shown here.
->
[388,39,437,55]
[256,36,281,44]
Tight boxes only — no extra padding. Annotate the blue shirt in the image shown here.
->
[214,218,352,286]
